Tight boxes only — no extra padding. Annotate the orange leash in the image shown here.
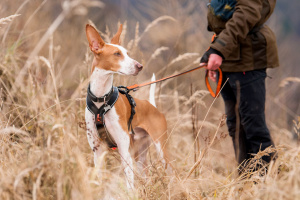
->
[205,67,223,98]
[126,63,223,98]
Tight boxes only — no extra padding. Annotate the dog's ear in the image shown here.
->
[86,24,105,53]
[111,24,123,45]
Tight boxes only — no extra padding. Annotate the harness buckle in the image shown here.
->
[96,114,103,123]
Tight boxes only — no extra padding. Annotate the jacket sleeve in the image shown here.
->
[210,0,263,59]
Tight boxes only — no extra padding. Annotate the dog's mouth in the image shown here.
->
[133,69,143,76]
[133,71,140,76]
[117,69,141,76]
[117,71,126,75]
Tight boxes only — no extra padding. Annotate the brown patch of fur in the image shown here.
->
[86,24,125,73]
[91,44,124,73]
[114,93,171,163]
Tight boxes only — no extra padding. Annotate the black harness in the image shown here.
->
[118,86,136,133]
[86,84,136,149]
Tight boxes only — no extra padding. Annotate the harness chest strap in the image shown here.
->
[86,86,137,148]
[86,86,119,148]
[87,84,114,103]
[118,86,136,133]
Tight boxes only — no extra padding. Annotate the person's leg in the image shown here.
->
[237,69,275,163]
[221,73,248,165]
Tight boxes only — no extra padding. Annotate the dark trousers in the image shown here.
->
[220,69,275,165]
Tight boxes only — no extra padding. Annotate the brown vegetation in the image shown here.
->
[0,0,299,199]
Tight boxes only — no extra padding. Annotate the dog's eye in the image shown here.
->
[114,52,121,56]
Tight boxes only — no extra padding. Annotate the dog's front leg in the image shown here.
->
[85,108,105,177]
[105,108,134,190]
[117,134,134,189]
[111,128,134,189]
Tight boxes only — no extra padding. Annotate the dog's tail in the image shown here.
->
[149,73,156,107]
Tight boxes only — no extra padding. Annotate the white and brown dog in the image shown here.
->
[85,24,171,189]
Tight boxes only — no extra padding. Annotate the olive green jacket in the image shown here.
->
[208,0,280,72]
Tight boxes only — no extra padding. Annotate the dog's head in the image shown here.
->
[86,24,143,76]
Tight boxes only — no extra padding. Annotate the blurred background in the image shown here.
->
[0,0,300,199]
[1,0,299,132]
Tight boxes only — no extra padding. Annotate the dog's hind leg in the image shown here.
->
[147,115,173,173]
[147,74,173,172]
[153,135,174,174]
[133,127,151,177]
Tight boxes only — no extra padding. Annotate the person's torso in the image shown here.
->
[207,0,279,72]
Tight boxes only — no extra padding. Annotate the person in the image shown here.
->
[200,0,279,172]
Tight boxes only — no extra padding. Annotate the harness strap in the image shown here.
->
[87,84,114,103]
[86,87,119,148]
[86,85,137,148]
[118,86,136,134]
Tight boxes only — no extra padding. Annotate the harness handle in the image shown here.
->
[205,68,223,98]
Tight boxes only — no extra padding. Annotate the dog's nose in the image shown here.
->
[135,62,143,70]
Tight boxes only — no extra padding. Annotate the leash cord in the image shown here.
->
[126,64,208,91]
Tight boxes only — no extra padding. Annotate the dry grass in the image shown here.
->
[0,0,300,199]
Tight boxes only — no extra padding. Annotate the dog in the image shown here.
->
[85,24,172,190]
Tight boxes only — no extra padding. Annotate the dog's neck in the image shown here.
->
[89,68,113,98]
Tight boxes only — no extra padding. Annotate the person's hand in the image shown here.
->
[207,70,217,82]
[206,54,223,71]
[200,53,222,82]
[200,48,223,82]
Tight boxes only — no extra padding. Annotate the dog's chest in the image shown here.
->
[85,106,128,149]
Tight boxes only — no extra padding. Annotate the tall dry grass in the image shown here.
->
[1,0,300,199]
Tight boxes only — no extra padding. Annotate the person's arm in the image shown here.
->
[200,48,223,82]
[210,0,263,59]
[200,0,263,81]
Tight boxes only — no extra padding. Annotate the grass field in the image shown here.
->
[1,0,300,199]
